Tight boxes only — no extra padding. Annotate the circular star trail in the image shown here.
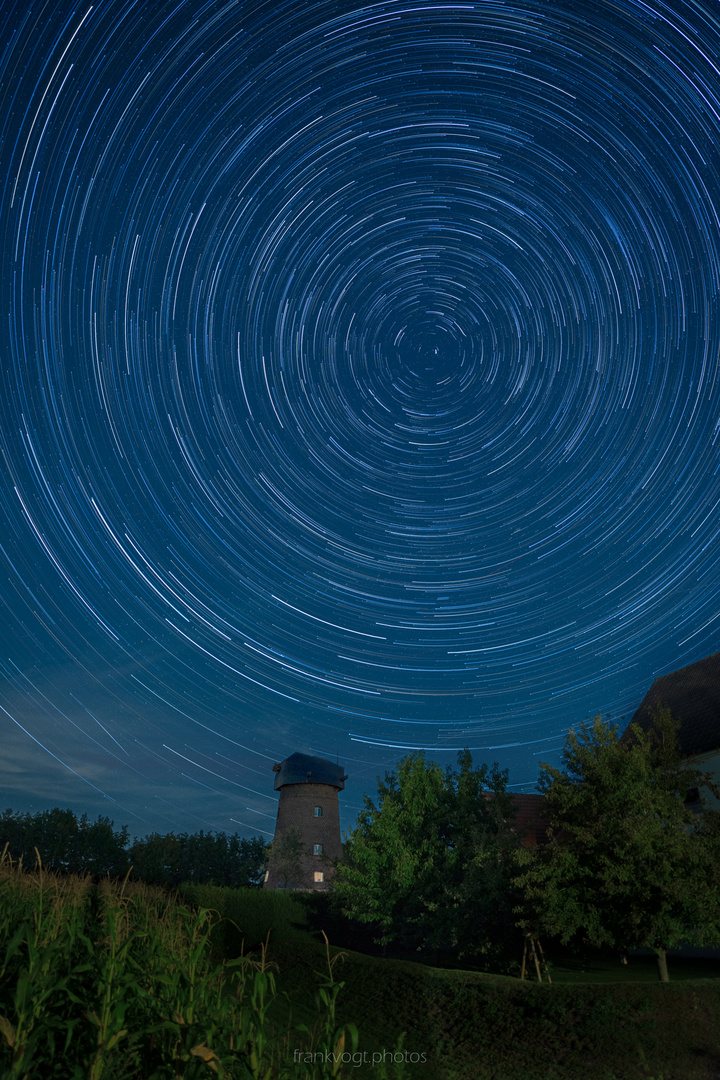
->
[1,0,719,833]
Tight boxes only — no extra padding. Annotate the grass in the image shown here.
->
[548,953,720,985]
[178,883,311,951]
[171,885,720,1078]
[0,849,405,1078]
[266,938,720,1079]
[3,864,720,1080]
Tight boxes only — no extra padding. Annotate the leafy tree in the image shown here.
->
[77,813,130,876]
[267,825,305,889]
[333,751,521,968]
[514,708,720,981]
[0,808,129,875]
[128,831,183,885]
[0,808,267,886]
[228,834,268,888]
[442,750,522,965]
[127,830,268,887]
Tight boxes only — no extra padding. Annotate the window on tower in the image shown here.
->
[314,871,324,883]
[313,844,323,856]
[314,806,323,817]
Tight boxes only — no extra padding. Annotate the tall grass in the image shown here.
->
[0,846,92,1077]
[179,884,310,950]
[0,848,404,1078]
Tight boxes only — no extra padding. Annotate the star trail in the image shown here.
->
[1,0,719,837]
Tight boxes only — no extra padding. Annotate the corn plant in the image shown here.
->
[83,887,136,1080]
[225,933,282,1080]
[0,850,91,1078]
[0,854,412,1079]
[289,932,359,1079]
[136,905,232,1078]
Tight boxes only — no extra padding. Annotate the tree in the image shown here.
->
[332,751,521,968]
[77,814,130,876]
[514,708,720,981]
[0,808,129,876]
[227,834,268,888]
[267,826,305,889]
[442,750,523,966]
[127,831,269,887]
[0,808,268,886]
[128,832,183,885]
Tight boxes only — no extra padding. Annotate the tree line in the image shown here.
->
[0,807,269,888]
[5,706,719,981]
[332,707,720,981]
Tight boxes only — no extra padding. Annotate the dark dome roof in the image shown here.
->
[272,752,347,791]
[628,651,720,758]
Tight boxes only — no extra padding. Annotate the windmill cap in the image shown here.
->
[272,752,347,791]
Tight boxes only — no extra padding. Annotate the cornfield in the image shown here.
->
[0,847,403,1079]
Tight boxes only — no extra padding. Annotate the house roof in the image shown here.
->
[628,650,720,758]
[272,752,347,791]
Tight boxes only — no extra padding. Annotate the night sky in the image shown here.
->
[1,0,719,841]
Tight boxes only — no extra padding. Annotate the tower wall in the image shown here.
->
[265,781,342,890]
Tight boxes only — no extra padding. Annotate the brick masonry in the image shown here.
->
[265,781,343,890]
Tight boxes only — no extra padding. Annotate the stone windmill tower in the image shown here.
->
[264,752,347,890]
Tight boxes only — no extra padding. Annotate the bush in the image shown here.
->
[268,938,720,1079]
[179,883,311,955]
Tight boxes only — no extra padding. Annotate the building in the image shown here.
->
[625,651,720,958]
[627,650,720,808]
[509,793,553,847]
[264,752,347,891]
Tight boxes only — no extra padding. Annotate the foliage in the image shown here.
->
[267,826,306,890]
[332,751,522,968]
[0,848,405,1078]
[4,847,720,1079]
[272,937,720,1080]
[514,708,720,981]
[0,807,268,889]
[128,831,268,889]
[0,807,130,877]
[179,884,310,952]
